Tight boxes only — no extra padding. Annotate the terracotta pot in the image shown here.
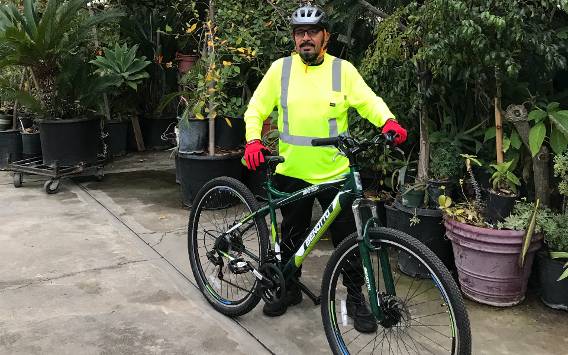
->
[445,218,543,306]
[176,53,199,75]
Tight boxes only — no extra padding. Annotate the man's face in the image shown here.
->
[293,25,325,64]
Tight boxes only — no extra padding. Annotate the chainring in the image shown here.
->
[259,263,286,305]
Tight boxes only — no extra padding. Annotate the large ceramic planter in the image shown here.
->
[444,218,543,306]
[177,151,243,207]
[39,117,101,166]
[536,251,568,310]
[176,53,199,74]
[0,129,23,169]
[386,201,454,276]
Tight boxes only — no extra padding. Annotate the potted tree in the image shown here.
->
[0,0,121,166]
[90,43,151,158]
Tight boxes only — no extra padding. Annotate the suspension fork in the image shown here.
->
[353,199,397,321]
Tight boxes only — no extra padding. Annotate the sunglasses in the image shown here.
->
[293,28,322,38]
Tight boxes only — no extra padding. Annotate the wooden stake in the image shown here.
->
[495,71,504,163]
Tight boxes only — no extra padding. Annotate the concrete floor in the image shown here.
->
[1,150,567,354]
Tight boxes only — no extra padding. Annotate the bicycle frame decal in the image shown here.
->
[293,192,345,267]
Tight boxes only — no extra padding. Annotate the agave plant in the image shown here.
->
[89,43,151,91]
[0,0,122,116]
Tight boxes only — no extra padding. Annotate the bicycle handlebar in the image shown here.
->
[311,132,403,164]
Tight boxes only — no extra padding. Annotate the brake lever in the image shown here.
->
[333,151,346,161]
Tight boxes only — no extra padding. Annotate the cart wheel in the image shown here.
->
[13,173,23,188]
[44,179,61,194]
[95,168,104,182]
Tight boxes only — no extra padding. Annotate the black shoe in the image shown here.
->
[347,292,378,333]
[262,282,303,317]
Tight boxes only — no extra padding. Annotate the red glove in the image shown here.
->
[244,140,270,171]
[382,119,407,145]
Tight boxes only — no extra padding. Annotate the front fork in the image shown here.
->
[352,199,396,322]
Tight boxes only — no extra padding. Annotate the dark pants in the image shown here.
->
[274,174,364,293]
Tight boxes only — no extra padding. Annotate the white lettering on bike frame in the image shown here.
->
[295,196,339,258]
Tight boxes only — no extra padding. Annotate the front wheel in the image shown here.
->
[188,177,270,317]
[321,228,471,355]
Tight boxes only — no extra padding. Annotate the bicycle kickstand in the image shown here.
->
[293,279,321,306]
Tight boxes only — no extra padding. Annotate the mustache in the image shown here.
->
[300,42,315,48]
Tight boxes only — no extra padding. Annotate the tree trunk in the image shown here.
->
[505,105,550,206]
[208,0,216,156]
[417,65,429,181]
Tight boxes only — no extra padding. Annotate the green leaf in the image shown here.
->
[549,110,568,138]
[506,171,521,186]
[550,128,568,155]
[528,122,546,157]
[528,109,547,121]
[558,268,568,281]
[484,127,496,142]
[519,200,539,268]
[510,130,522,149]
[165,24,173,32]
[503,137,511,153]
[547,102,560,112]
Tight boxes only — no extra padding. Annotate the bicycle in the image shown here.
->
[188,134,471,354]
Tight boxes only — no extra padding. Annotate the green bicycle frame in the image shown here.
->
[240,163,396,322]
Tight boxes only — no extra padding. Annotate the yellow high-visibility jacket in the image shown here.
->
[244,53,394,184]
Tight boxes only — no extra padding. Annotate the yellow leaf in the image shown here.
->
[224,117,233,127]
[195,112,205,120]
[236,47,246,53]
[222,60,232,67]
[186,23,197,34]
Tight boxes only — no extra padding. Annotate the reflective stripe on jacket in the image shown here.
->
[244,53,394,184]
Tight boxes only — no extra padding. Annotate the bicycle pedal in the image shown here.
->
[228,259,251,274]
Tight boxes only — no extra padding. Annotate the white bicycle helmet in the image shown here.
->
[291,3,329,30]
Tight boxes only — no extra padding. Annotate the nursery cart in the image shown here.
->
[9,156,104,194]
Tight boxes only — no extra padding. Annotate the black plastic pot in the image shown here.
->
[486,189,517,224]
[178,117,208,153]
[21,132,41,158]
[105,120,128,158]
[177,151,243,207]
[386,201,454,277]
[537,251,568,310]
[0,129,23,169]
[401,186,425,208]
[140,114,176,150]
[38,116,101,166]
[427,179,455,208]
[215,116,245,150]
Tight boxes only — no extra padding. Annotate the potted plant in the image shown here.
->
[427,144,461,207]
[90,43,151,158]
[174,1,248,206]
[532,151,568,310]
[443,155,544,306]
[486,160,521,223]
[0,0,121,166]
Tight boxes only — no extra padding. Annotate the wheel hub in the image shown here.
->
[380,295,410,328]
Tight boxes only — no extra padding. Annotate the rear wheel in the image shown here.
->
[321,228,471,354]
[188,177,269,317]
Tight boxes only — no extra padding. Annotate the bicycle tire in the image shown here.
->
[188,176,270,317]
[321,227,471,355]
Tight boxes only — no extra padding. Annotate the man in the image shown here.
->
[243,3,407,333]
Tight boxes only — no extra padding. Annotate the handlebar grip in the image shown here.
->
[311,137,340,147]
